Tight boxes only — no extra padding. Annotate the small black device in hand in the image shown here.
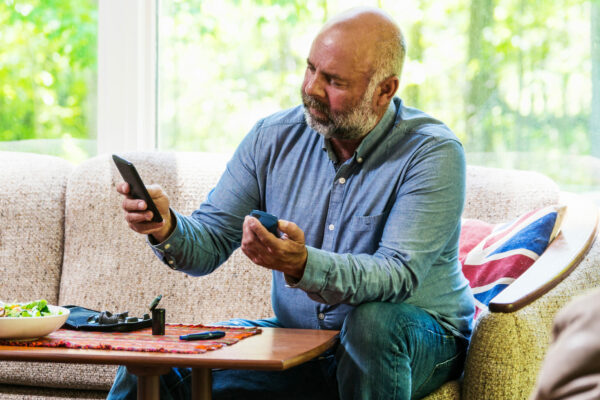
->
[250,210,279,236]
[112,154,163,223]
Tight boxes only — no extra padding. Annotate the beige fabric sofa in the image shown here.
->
[0,150,598,399]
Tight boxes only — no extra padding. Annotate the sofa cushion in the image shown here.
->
[460,205,566,318]
[0,152,79,391]
[0,383,107,399]
[0,152,73,305]
[0,362,116,392]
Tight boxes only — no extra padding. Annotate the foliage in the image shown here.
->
[158,0,594,155]
[0,0,97,162]
[157,0,597,191]
[0,0,598,190]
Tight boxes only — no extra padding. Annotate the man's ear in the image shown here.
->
[375,76,399,107]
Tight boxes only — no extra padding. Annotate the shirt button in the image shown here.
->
[318,313,325,320]
[165,244,171,250]
[338,177,346,184]
[357,157,364,163]
[328,224,335,231]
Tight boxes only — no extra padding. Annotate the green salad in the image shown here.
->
[0,299,61,318]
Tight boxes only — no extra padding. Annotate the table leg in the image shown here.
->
[126,365,172,400]
[191,367,212,400]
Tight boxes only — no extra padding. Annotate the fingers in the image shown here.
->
[121,195,154,222]
[241,217,273,264]
[123,206,155,223]
[115,182,170,237]
[248,217,279,246]
[240,216,308,279]
[116,182,130,195]
[122,197,148,212]
[122,203,163,235]
[277,219,305,243]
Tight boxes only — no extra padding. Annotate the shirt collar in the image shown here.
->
[320,100,398,164]
[354,100,397,162]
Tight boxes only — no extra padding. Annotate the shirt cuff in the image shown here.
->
[148,209,183,269]
[284,246,331,293]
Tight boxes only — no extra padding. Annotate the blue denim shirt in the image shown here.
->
[152,97,475,339]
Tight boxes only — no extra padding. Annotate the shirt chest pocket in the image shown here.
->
[345,212,389,254]
[350,213,388,231]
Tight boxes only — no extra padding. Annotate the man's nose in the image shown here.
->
[304,73,326,99]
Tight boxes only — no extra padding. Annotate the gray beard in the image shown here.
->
[302,89,379,141]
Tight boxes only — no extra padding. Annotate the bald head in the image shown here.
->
[301,7,404,140]
[318,7,406,81]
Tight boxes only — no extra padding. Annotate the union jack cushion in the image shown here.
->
[459,205,566,319]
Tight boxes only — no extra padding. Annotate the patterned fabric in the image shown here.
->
[460,205,566,318]
[0,325,261,354]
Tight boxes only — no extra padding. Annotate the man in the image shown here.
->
[109,6,474,400]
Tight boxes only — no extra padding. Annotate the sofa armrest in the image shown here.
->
[488,193,598,312]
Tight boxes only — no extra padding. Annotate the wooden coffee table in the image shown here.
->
[0,327,339,400]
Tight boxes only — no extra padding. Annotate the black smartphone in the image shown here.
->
[112,154,163,223]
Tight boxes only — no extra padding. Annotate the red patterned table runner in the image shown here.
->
[0,324,261,354]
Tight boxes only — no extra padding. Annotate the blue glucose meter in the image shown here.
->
[250,210,279,237]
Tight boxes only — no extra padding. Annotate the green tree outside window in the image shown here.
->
[0,0,97,163]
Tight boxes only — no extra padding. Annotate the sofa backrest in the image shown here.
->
[1,150,560,327]
[464,165,560,223]
[0,152,73,305]
[58,152,272,324]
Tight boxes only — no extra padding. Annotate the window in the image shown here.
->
[157,0,325,152]
[2,1,598,197]
[0,0,97,163]
[157,0,599,196]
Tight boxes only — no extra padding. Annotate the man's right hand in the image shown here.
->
[116,182,174,243]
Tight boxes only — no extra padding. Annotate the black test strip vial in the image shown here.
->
[152,308,165,335]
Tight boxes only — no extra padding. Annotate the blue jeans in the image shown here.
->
[107,303,467,400]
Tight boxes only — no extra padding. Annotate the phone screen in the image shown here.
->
[112,154,163,223]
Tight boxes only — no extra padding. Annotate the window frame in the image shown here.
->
[97,0,157,155]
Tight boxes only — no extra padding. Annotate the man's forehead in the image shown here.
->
[308,26,374,77]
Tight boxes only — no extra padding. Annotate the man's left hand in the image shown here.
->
[241,216,308,280]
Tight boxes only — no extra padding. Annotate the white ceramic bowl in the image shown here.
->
[0,305,70,340]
